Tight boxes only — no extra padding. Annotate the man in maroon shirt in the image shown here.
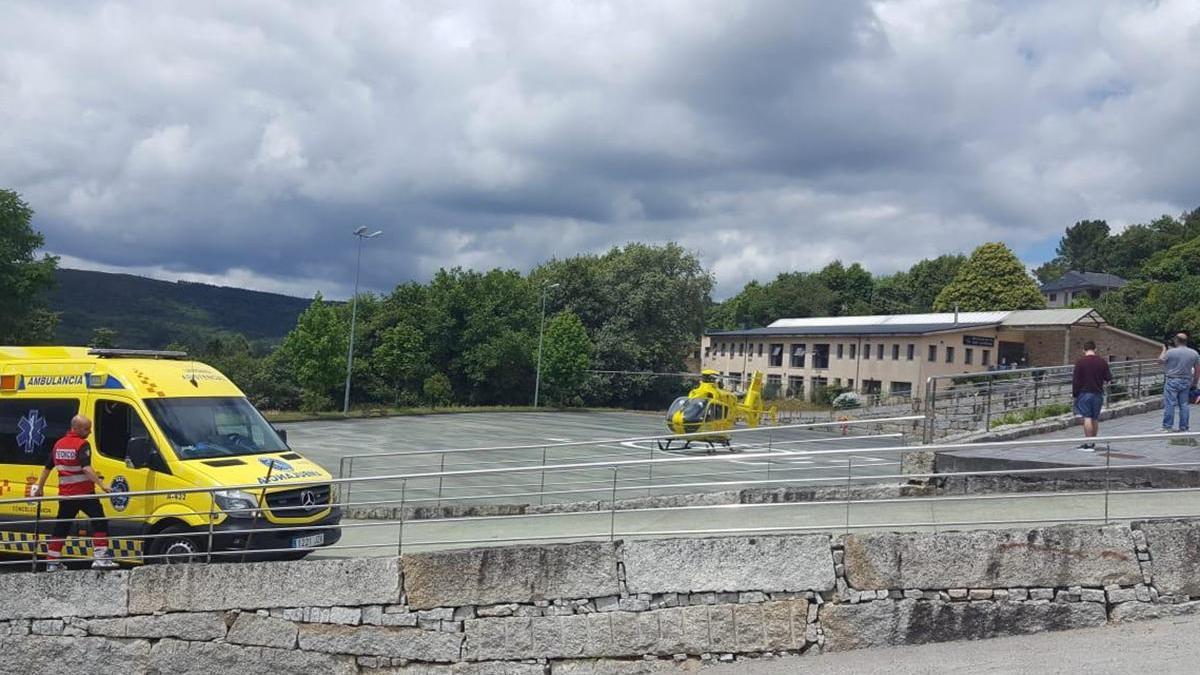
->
[1072,341,1112,451]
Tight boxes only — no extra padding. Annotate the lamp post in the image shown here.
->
[533,282,561,408]
[343,226,382,415]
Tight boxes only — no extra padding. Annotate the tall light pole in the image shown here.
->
[533,282,561,408]
[343,226,382,414]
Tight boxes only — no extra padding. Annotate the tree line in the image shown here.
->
[3,186,1198,412]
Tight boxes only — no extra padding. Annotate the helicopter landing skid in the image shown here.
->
[656,437,732,453]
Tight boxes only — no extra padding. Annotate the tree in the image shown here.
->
[539,311,592,406]
[0,189,59,344]
[88,327,117,348]
[1055,220,1111,272]
[423,372,453,407]
[933,242,1045,312]
[278,294,347,411]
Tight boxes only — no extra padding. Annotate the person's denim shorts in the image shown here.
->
[1074,392,1103,419]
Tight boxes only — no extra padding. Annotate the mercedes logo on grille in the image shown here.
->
[300,490,319,507]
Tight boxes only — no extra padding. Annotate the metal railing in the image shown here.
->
[921,359,1164,441]
[2,425,1198,569]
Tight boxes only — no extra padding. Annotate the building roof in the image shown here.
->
[1040,271,1127,292]
[705,308,1106,338]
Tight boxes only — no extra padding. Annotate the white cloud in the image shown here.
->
[1,0,1197,300]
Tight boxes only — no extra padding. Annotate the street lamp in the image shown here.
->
[343,226,382,414]
[533,282,561,408]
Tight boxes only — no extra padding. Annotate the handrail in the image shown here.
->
[2,428,1198,567]
[1,428,1191,508]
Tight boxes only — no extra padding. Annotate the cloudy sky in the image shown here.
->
[2,1,1198,299]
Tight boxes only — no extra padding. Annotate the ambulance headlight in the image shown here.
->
[214,490,260,518]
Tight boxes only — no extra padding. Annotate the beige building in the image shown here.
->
[701,308,1161,401]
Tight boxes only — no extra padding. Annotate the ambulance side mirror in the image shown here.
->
[127,437,153,469]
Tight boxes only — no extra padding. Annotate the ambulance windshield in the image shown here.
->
[145,397,288,459]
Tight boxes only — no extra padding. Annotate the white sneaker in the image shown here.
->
[91,547,119,570]
[45,561,63,572]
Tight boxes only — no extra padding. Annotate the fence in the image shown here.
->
[920,358,1164,442]
[1,424,1197,569]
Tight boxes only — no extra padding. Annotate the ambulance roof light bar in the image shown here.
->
[87,348,189,360]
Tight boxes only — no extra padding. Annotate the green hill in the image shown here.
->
[48,269,313,349]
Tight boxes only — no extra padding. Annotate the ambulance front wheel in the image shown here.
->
[148,525,205,564]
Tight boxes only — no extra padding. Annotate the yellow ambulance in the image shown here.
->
[0,346,341,565]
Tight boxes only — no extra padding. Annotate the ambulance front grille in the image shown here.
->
[265,485,331,518]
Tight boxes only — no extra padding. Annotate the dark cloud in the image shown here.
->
[2,0,1198,300]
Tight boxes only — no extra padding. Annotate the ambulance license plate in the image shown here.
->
[292,533,325,549]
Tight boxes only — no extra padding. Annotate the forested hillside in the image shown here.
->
[48,269,313,349]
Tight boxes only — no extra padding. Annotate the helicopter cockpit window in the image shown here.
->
[681,398,709,423]
[666,397,689,420]
[706,403,727,421]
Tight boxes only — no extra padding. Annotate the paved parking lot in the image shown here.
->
[280,411,910,509]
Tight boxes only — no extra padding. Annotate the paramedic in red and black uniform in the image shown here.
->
[31,415,119,570]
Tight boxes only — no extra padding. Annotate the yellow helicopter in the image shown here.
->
[659,369,778,452]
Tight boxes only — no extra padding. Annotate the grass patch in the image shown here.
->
[989,403,1073,429]
[262,405,632,424]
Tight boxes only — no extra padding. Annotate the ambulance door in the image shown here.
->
[0,396,80,552]
[90,397,155,551]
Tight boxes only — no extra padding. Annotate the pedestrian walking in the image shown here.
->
[30,414,119,570]
[1072,340,1111,451]
[1160,333,1200,433]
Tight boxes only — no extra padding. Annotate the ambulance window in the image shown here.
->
[0,399,79,466]
[95,400,151,462]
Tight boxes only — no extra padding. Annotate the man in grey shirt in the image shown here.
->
[1160,333,1200,432]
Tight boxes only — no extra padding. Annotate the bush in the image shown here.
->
[989,403,1072,428]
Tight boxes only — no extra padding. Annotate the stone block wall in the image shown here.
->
[6,523,1200,674]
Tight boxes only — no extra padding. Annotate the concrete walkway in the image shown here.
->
[711,612,1200,674]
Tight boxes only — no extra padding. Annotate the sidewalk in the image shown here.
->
[709,612,1200,674]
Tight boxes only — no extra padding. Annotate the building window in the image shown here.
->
[928,345,937,362]
[790,344,806,368]
[965,348,974,365]
[769,343,783,367]
[849,343,857,359]
[847,379,854,390]
[787,376,804,398]
[892,344,900,360]
[863,379,882,395]
[837,344,844,359]
[757,343,763,357]
[946,346,955,363]
[813,344,830,369]
[738,343,745,356]
[704,346,710,359]
[907,344,915,361]
[767,374,782,392]
[982,349,991,366]
[876,344,884,360]
[863,343,870,360]
[833,378,842,387]
[891,381,913,398]
[1049,293,1057,302]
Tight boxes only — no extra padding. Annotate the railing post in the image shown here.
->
[844,457,853,536]
[1136,362,1143,400]
[539,446,548,506]
[31,496,42,572]
[1103,442,1112,524]
[984,379,993,431]
[646,443,654,497]
[344,457,354,505]
[397,479,407,556]
[609,467,619,542]
[436,452,446,508]
[1033,376,1040,417]
[206,493,216,564]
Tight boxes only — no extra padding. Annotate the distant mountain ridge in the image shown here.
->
[48,268,313,349]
